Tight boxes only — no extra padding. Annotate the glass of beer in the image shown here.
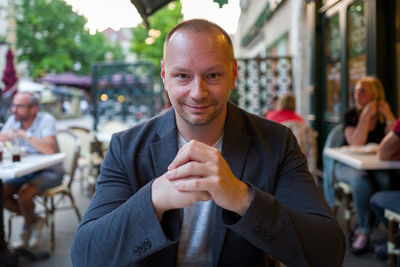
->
[11,138,21,163]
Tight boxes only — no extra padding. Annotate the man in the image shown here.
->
[72,19,345,266]
[0,92,63,248]
[370,117,400,259]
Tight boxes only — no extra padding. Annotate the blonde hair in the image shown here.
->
[355,76,386,102]
[355,76,386,122]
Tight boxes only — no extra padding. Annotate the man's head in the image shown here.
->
[277,93,296,111]
[161,19,237,131]
[12,92,40,122]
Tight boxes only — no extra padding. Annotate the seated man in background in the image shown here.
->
[72,19,345,266]
[266,93,305,123]
[370,117,400,258]
[0,92,63,248]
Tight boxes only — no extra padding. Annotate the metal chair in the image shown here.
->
[39,130,82,250]
[67,126,103,197]
[322,124,354,232]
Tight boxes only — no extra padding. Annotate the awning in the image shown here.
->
[130,0,174,27]
[130,0,229,27]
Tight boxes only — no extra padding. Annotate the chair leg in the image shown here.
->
[7,214,13,243]
[344,193,352,233]
[67,192,81,221]
[50,197,55,251]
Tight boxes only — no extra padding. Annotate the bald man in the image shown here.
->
[72,19,345,267]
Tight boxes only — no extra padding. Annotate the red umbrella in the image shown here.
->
[1,48,18,98]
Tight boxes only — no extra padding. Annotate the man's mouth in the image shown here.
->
[185,104,211,112]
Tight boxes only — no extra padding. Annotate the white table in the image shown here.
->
[324,147,400,170]
[0,153,66,179]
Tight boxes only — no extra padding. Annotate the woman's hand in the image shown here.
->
[360,100,378,119]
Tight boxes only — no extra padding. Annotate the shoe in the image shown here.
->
[14,228,32,249]
[29,216,46,248]
[350,234,370,255]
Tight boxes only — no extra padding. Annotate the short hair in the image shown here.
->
[277,93,296,111]
[17,92,40,107]
[163,19,234,61]
[355,76,386,102]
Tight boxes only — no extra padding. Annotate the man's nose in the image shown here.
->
[189,77,208,100]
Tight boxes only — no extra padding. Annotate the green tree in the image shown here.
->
[131,1,183,74]
[16,0,123,78]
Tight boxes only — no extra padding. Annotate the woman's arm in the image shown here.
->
[345,103,376,145]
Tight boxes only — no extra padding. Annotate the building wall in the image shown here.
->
[102,27,136,62]
[233,0,314,121]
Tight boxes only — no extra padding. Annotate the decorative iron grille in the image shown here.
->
[91,61,154,130]
[235,56,292,115]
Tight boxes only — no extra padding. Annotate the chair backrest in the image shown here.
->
[323,124,344,149]
[56,130,80,189]
[282,121,318,174]
[67,126,93,158]
[322,123,344,206]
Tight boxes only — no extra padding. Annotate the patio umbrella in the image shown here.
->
[1,48,18,98]
[38,72,91,90]
[18,78,45,93]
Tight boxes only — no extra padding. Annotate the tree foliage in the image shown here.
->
[131,1,183,74]
[16,0,123,78]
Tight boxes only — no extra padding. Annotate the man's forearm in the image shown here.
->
[378,131,400,160]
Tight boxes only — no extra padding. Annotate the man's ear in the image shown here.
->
[231,58,238,90]
[160,60,166,80]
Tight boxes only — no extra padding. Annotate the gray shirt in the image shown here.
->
[176,134,223,267]
[2,112,62,172]
[2,112,57,154]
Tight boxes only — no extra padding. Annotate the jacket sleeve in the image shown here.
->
[71,135,179,266]
[222,130,346,267]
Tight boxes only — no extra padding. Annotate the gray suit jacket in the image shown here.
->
[71,102,345,267]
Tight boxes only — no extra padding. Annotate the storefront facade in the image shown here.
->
[312,0,400,146]
[234,0,400,162]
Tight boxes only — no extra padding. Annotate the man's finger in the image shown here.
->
[168,140,219,170]
[166,161,207,180]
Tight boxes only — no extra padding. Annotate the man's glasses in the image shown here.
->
[12,104,31,109]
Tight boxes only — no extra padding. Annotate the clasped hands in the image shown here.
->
[151,140,249,220]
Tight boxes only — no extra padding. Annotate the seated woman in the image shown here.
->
[334,76,396,254]
[266,93,304,123]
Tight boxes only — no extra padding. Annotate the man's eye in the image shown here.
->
[177,74,189,79]
[208,73,219,79]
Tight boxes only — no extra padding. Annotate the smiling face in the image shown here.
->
[161,28,237,133]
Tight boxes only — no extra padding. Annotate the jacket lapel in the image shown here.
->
[150,109,179,178]
[213,102,252,266]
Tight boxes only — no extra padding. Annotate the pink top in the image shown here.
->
[266,110,305,123]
